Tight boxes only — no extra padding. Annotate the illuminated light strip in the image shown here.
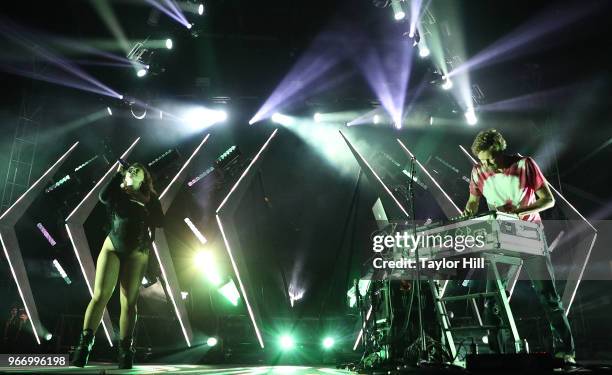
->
[216,129,278,213]
[0,233,41,344]
[187,166,214,187]
[65,225,92,296]
[184,218,207,244]
[65,224,113,346]
[397,139,462,215]
[66,138,140,221]
[0,142,79,222]
[216,216,264,348]
[339,131,410,218]
[153,133,210,347]
[151,242,191,346]
[36,223,56,246]
[459,145,596,314]
[160,134,210,199]
[52,259,67,278]
[52,259,71,284]
[352,305,373,350]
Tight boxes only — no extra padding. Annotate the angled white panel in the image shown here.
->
[339,131,410,218]
[0,141,79,344]
[216,129,279,349]
[154,133,211,347]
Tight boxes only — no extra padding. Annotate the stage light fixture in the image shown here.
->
[165,38,173,50]
[136,67,148,78]
[279,335,295,350]
[373,114,380,124]
[181,291,189,300]
[322,337,335,349]
[314,112,322,123]
[394,11,406,20]
[198,3,204,15]
[106,107,113,116]
[45,333,53,341]
[465,108,478,125]
[207,337,218,347]
[441,77,453,90]
[52,259,71,285]
[288,287,304,307]
[419,46,430,58]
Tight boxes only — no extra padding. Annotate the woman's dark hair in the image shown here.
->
[127,162,156,201]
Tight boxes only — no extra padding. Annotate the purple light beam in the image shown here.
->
[145,0,191,28]
[249,32,348,124]
[0,19,122,99]
[478,86,573,112]
[353,36,414,128]
[448,1,602,78]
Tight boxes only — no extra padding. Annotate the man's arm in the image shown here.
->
[513,182,555,218]
[463,193,480,217]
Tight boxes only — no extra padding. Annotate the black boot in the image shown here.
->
[71,329,95,367]
[117,337,135,369]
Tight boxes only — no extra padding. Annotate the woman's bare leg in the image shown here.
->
[82,237,120,332]
[118,249,149,340]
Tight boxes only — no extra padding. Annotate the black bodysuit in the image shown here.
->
[98,172,164,254]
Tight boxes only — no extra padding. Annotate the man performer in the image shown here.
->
[464,128,574,363]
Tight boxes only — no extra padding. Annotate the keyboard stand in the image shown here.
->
[430,253,525,364]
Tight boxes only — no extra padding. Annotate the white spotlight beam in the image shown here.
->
[154,133,211,347]
[65,138,139,346]
[216,129,279,349]
[0,141,79,345]
[458,144,596,313]
[339,131,410,219]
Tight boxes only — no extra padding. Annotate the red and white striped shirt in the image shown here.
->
[469,155,546,222]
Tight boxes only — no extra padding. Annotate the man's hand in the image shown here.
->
[461,208,475,218]
[463,193,480,219]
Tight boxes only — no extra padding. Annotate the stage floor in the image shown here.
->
[0,363,357,374]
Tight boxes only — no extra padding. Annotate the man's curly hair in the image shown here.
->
[471,129,507,156]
